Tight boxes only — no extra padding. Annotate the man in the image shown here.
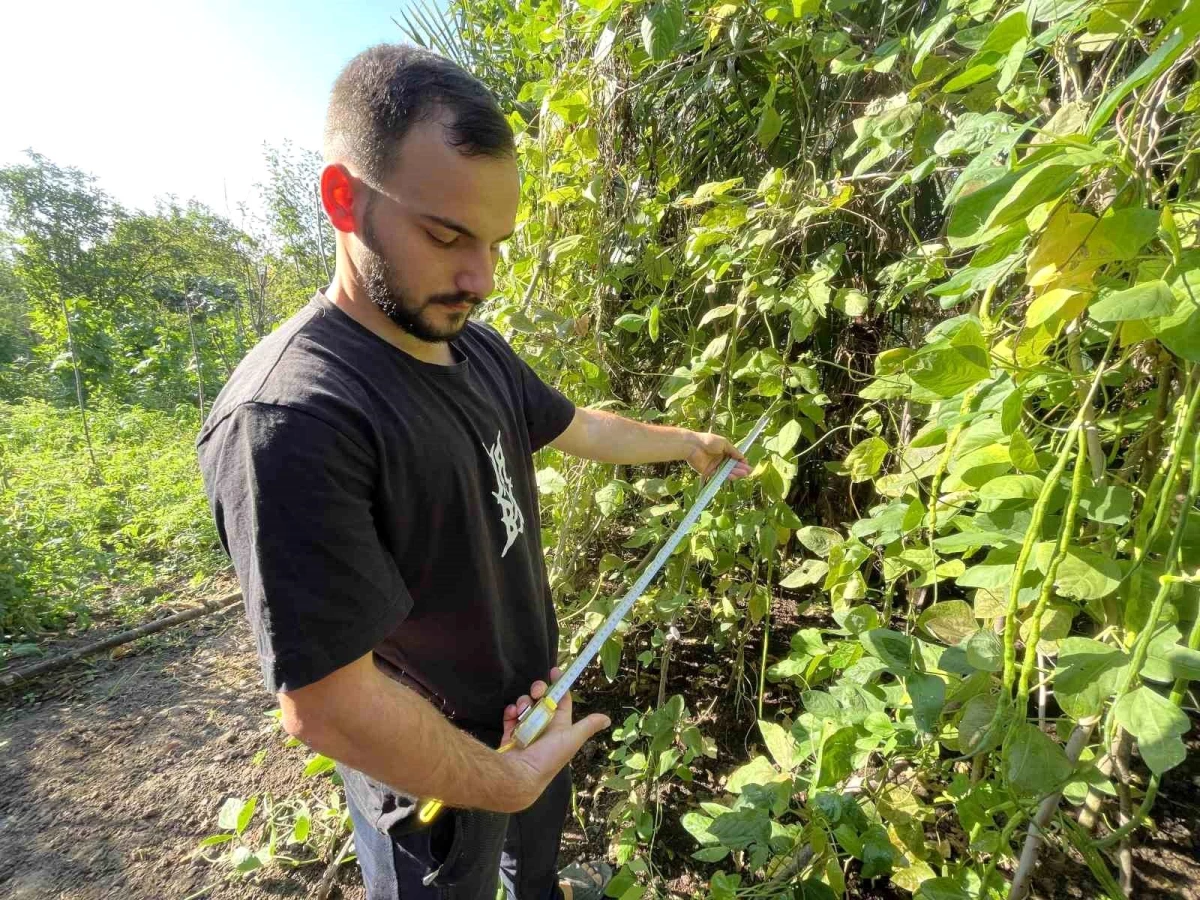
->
[197,45,749,900]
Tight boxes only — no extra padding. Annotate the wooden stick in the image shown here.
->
[316,831,356,900]
[0,592,242,689]
[1009,716,1098,900]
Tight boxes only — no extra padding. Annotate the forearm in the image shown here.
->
[281,658,526,813]
[559,408,697,465]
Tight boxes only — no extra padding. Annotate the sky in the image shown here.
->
[2,0,434,217]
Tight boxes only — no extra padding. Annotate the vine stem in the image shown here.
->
[1014,428,1089,714]
[1105,386,1200,744]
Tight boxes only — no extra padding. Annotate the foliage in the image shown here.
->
[408,0,1200,895]
[0,147,327,634]
[0,399,226,634]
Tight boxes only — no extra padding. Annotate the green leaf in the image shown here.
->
[1004,723,1072,795]
[802,690,843,720]
[614,313,645,333]
[641,0,684,61]
[843,436,889,482]
[764,419,802,456]
[943,64,998,93]
[907,672,946,733]
[236,796,257,835]
[1053,637,1129,719]
[727,756,786,793]
[599,482,632,519]
[966,629,1003,672]
[217,798,246,832]
[797,526,842,557]
[648,304,660,342]
[303,754,336,777]
[1161,645,1200,682]
[756,103,783,149]
[859,824,897,878]
[1113,687,1190,775]
[692,847,730,862]
[699,304,738,327]
[918,600,977,644]
[291,812,311,844]
[758,719,797,771]
[905,344,991,397]
[536,467,568,496]
[780,558,829,588]
[601,636,623,681]
[1054,547,1122,600]
[834,287,870,317]
[916,879,973,900]
[1078,486,1133,525]
[198,833,234,847]
[977,9,1030,55]
[957,693,1000,754]
[605,866,639,899]
[1009,430,1040,472]
[1090,281,1176,322]
[979,474,1044,501]
[983,156,1099,231]
[817,725,858,786]
[861,628,914,672]
[1149,287,1200,363]
[957,546,1019,591]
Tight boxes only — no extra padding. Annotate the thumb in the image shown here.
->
[574,712,611,742]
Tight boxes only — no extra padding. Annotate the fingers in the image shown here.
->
[530,680,547,701]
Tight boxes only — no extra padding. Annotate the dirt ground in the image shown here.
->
[0,598,362,900]
[2,591,1198,899]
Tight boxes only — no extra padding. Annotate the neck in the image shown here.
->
[325,264,456,366]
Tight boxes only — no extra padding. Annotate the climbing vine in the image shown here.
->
[398,0,1200,895]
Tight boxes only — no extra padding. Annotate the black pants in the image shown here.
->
[347,767,572,900]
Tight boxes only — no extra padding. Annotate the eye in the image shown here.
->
[426,229,458,247]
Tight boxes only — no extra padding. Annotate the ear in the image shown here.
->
[320,164,358,233]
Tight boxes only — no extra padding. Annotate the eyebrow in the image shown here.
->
[423,214,513,244]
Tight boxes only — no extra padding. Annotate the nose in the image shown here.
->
[455,246,495,300]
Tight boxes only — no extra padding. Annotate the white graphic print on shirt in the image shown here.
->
[484,430,525,557]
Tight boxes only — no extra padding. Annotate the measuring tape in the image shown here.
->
[418,414,769,824]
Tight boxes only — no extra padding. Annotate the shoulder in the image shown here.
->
[198,298,382,454]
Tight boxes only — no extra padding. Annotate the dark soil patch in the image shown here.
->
[1035,722,1200,900]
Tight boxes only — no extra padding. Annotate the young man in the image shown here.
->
[197,45,749,900]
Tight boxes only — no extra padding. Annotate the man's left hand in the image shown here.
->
[686,432,751,480]
[503,667,561,747]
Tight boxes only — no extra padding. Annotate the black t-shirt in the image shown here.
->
[197,293,575,815]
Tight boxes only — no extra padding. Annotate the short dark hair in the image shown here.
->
[323,44,514,182]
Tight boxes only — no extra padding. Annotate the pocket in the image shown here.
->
[426,809,509,889]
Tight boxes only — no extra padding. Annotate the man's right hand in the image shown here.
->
[499,671,610,811]
[278,653,609,815]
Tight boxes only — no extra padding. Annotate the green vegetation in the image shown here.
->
[5,0,1200,895]
[0,146,330,638]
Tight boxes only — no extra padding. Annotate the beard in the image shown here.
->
[359,213,479,343]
